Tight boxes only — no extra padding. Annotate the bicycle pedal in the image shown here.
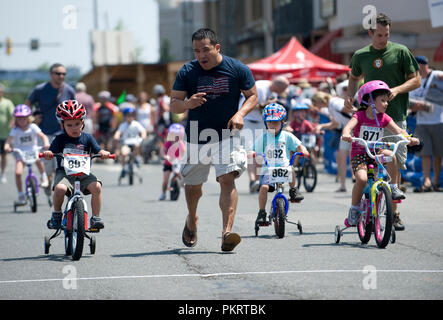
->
[257,222,270,227]
[88,228,100,233]
[392,199,402,204]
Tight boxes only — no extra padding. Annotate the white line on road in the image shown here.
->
[1,269,442,285]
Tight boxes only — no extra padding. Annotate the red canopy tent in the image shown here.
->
[248,37,350,83]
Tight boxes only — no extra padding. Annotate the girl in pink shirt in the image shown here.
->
[341,80,419,225]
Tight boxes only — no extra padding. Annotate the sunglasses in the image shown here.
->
[52,72,66,76]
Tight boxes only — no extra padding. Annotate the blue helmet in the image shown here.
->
[262,103,287,122]
[122,106,136,115]
[291,101,309,111]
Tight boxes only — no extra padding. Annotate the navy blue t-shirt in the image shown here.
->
[28,82,76,135]
[50,132,102,169]
[173,55,255,144]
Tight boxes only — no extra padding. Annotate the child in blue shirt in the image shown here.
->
[253,103,310,225]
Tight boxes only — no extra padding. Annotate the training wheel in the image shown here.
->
[44,236,51,254]
[297,220,303,234]
[334,225,341,244]
[390,228,396,244]
[89,236,96,254]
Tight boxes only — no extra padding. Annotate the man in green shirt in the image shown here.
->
[0,84,15,183]
[344,13,421,231]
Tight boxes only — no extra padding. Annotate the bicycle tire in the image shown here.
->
[128,158,134,185]
[374,184,393,249]
[170,178,180,201]
[303,163,317,192]
[70,199,85,260]
[274,197,286,238]
[28,178,37,213]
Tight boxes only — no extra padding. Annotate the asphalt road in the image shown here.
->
[0,156,442,304]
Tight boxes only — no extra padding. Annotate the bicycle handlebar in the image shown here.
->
[255,151,308,167]
[351,134,409,160]
[39,152,116,160]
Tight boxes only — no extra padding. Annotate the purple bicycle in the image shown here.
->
[12,147,42,213]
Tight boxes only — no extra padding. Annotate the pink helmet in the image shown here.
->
[14,104,32,117]
[357,80,391,106]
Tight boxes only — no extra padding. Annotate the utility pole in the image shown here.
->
[263,0,273,56]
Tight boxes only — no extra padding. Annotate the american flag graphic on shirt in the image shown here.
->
[197,75,229,97]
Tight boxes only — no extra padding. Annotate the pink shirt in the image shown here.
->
[164,140,186,166]
[351,110,392,158]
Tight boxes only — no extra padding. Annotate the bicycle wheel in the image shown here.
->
[357,212,372,244]
[374,184,394,248]
[274,197,286,238]
[170,178,180,201]
[303,163,317,192]
[28,178,37,213]
[70,199,85,260]
[128,159,134,185]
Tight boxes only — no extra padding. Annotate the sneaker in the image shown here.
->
[0,174,6,184]
[159,193,166,201]
[347,207,360,226]
[90,216,104,229]
[40,176,49,188]
[393,212,405,231]
[249,180,260,193]
[391,184,406,200]
[47,212,62,229]
[255,209,267,225]
[289,187,304,202]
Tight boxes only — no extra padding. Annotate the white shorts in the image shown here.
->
[180,137,247,185]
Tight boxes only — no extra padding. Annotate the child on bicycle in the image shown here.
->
[42,100,111,230]
[4,104,50,205]
[341,80,419,225]
[253,103,310,225]
[113,106,146,179]
[159,123,186,200]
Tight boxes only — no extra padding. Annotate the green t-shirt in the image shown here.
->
[0,97,14,139]
[349,41,419,122]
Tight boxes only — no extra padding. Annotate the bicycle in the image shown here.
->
[41,152,115,261]
[295,133,318,192]
[254,152,307,238]
[118,137,143,186]
[334,135,410,248]
[12,146,43,213]
[169,159,183,201]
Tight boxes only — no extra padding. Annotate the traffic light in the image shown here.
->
[6,38,12,55]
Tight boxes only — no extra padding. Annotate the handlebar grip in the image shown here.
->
[38,152,53,159]
[109,154,116,160]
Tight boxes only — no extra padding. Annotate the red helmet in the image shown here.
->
[56,100,86,121]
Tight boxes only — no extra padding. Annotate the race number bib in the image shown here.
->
[301,134,316,149]
[22,149,38,163]
[63,154,91,176]
[359,126,383,142]
[264,142,288,167]
[268,166,292,183]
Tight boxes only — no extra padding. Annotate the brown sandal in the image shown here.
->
[182,220,197,247]
[221,232,241,252]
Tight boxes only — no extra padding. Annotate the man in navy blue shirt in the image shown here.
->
[26,63,75,194]
[171,28,258,252]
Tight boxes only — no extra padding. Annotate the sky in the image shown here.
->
[0,0,159,75]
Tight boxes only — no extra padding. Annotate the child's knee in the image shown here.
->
[54,183,67,195]
[88,182,102,194]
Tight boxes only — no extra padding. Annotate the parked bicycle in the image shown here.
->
[334,135,410,248]
[42,152,115,260]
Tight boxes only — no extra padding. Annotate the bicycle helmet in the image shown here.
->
[56,100,86,121]
[14,104,32,117]
[357,80,391,106]
[168,123,185,137]
[122,106,136,115]
[357,80,391,126]
[262,103,287,122]
[291,101,310,111]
